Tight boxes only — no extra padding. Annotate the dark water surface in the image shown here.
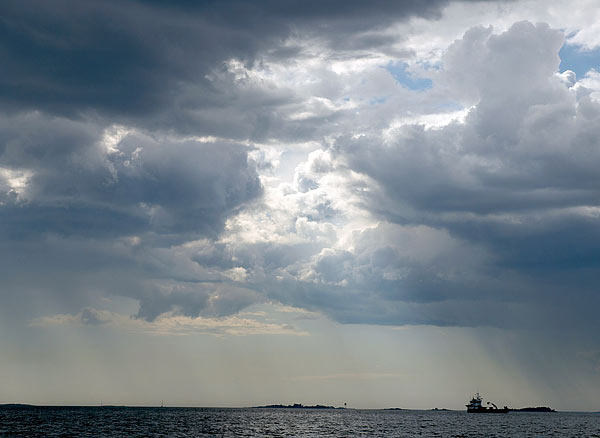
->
[1,406,599,437]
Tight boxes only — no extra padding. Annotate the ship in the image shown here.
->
[466,392,509,413]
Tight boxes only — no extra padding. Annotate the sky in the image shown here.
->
[1,0,600,411]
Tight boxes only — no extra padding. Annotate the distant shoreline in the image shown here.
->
[253,403,345,409]
[1,404,589,412]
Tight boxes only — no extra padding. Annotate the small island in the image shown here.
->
[508,407,555,412]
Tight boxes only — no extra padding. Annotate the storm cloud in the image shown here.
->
[0,0,457,132]
[1,0,599,340]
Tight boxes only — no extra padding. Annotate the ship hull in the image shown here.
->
[467,408,509,414]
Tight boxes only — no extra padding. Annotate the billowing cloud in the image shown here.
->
[330,21,600,328]
[150,21,600,332]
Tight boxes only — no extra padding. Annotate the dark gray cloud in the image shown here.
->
[80,307,111,325]
[0,113,262,240]
[135,282,261,321]
[0,110,262,321]
[0,0,457,127]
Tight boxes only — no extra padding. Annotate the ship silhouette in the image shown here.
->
[466,392,508,413]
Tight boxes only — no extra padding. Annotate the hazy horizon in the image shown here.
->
[1,0,600,412]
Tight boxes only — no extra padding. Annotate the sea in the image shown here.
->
[1,406,599,437]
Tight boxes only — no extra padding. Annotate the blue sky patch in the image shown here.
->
[559,43,600,79]
[384,62,433,90]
